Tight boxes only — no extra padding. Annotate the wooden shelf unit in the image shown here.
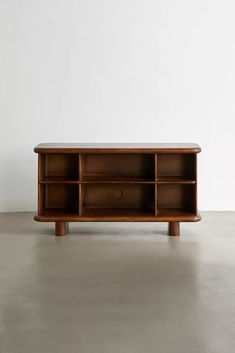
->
[34,143,201,236]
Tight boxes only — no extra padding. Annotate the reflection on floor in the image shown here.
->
[0,212,234,353]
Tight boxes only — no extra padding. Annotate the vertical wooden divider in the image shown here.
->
[38,154,44,215]
[155,154,158,216]
[79,154,83,216]
[194,153,197,213]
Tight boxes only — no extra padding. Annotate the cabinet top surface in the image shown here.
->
[34,143,201,153]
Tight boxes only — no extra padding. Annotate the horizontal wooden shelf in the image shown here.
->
[156,177,196,184]
[35,208,201,222]
[40,176,196,184]
[34,143,201,154]
[40,208,79,216]
[81,175,155,183]
[156,208,200,219]
[80,208,155,217]
[40,177,79,184]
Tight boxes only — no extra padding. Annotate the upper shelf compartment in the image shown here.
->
[81,154,155,181]
[41,154,79,181]
[157,153,196,180]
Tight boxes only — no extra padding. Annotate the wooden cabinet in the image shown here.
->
[34,143,201,236]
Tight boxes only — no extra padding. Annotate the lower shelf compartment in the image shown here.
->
[157,184,196,212]
[82,184,155,209]
[41,184,79,211]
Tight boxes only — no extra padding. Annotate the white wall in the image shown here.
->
[0,0,235,211]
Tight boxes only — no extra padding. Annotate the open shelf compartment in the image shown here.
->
[41,154,79,181]
[156,184,196,215]
[81,183,155,216]
[81,154,155,181]
[40,184,79,216]
[156,153,196,182]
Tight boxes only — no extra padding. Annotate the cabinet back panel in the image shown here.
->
[83,154,155,178]
[83,184,154,209]
[44,184,78,209]
[157,154,195,178]
[157,184,195,211]
[45,154,78,177]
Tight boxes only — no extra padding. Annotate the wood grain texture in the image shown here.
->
[39,176,196,184]
[168,222,180,236]
[34,143,201,236]
[34,143,201,154]
[55,222,69,236]
[34,210,201,222]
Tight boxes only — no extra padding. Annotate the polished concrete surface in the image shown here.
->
[0,212,235,353]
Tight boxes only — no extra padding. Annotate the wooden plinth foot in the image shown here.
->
[55,222,69,236]
[168,222,180,236]
[66,222,69,234]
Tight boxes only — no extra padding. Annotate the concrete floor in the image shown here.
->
[0,212,235,353]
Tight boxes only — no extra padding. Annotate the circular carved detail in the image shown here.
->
[113,189,123,199]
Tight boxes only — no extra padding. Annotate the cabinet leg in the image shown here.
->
[66,222,69,234]
[168,222,180,236]
[55,222,69,236]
